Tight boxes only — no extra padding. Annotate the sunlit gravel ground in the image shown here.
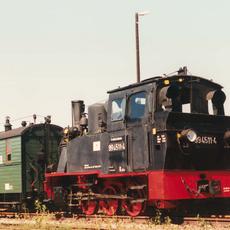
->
[0,216,230,230]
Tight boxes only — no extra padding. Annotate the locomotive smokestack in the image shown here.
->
[4,116,12,131]
[71,100,85,128]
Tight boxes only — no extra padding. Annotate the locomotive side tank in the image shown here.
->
[0,117,62,210]
[45,67,230,216]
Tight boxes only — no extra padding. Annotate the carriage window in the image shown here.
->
[128,92,146,121]
[111,98,125,121]
[5,139,12,162]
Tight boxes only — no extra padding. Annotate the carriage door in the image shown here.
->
[126,90,150,171]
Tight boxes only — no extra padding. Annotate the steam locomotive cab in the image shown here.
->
[45,68,230,216]
[107,84,151,173]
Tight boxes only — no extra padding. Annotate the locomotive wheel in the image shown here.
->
[100,185,119,216]
[81,199,98,215]
[122,187,145,217]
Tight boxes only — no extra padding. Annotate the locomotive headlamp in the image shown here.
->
[163,79,170,85]
[64,128,69,134]
[181,129,197,143]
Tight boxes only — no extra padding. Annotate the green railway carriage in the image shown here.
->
[0,122,62,209]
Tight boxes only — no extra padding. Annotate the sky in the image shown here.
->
[0,0,230,129]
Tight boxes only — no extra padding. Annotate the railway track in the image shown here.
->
[51,213,230,224]
[184,215,230,223]
[1,211,230,227]
[77,215,230,224]
[0,211,38,218]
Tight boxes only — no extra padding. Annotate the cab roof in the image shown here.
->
[107,74,223,94]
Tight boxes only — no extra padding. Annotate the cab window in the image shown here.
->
[111,98,125,121]
[158,83,209,114]
[158,82,226,115]
[5,139,12,162]
[127,92,146,121]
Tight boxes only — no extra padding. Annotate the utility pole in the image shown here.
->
[135,11,149,83]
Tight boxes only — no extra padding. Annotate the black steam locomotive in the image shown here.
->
[45,67,230,217]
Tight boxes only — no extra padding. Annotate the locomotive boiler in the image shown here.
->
[45,67,230,217]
